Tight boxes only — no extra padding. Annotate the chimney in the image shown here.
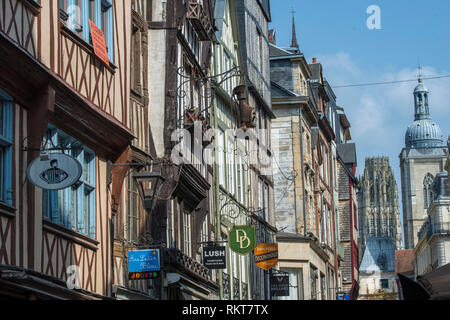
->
[313,57,317,63]
[268,29,276,45]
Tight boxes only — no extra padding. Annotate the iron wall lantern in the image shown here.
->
[133,172,166,212]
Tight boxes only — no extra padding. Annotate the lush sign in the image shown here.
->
[203,246,226,270]
[229,226,256,255]
[128,249,160,280]
[254,243,278,270]
[27,153,82,190]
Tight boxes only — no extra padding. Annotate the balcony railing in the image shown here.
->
[164,248,211,282]
[233,277,240,300]
[242,282,248,300]
[431,222,450,235]
[222,272,231,300]
[418,221,450,241]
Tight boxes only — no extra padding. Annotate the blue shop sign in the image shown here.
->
[128,249,160,273]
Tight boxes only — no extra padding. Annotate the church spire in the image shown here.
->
[413,66,430,120]
[291,7,299,48]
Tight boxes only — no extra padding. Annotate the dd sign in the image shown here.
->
[203,246,226,270]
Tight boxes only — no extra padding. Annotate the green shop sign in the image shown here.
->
[229,225,256,255]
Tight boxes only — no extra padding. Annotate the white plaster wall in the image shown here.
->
[147,28,167,158]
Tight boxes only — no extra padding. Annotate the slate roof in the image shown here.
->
[308,63,322,81]
[271,81,297,98]
[337,143,357,166]
[269,43,293,58]
[360,237,397,273]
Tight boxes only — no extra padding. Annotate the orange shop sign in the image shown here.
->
[254,243,278,270]
[89,20,109,66]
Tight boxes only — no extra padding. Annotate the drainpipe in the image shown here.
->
[325,261,329,300]
[299,107,307,236]
[212,44,224,301]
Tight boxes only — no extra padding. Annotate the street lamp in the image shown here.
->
[133,172,166,212]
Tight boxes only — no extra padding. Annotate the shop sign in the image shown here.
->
[128,249,160,280]
[229,225,256,255]
[254,243,278,270]
[203,246,226,270]
[27,153,82,190]
[270,274,290,297]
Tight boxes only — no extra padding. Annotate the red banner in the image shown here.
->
[89,19,109,66]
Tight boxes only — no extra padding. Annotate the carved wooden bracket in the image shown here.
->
[111,146,133,213]
[28,85,56,161]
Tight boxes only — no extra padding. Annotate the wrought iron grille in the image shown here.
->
[233,277,240,300]
[222,272,231,300]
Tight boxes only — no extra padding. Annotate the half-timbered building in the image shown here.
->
[0,0,134,299]
[145,0,219,300]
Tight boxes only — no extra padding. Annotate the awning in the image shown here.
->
[350,281,360,300]
[397,274,430,300]
[0,265,110,300]
[417,263,450,300]
[166,272,217,300]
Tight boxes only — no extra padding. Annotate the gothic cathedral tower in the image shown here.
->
[358,157,403,255]
[400,76,447,249]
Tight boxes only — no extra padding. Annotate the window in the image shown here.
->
[380,279,389,289]
[185,21,200,58]
[370,214,375,236]
[279,269,304,300]
[264,183,269,220]
[43,126,96,238]
[370,185,375,204]
[218,129,225,187]
[423,173,434,210]
[320,273,326,300]
[237,153,245,204]
[183,209,192,256]
[257,28,263,74]
[0,91,13,206]
[240,255,247,284]
[223,50,231,94]
[127,175,140,243]
[227,135,235,195]
[258,179,264,218]
[60,0,114,61]
[131,23,142,94]
[310,265,317,300]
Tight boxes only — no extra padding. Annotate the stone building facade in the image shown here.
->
[270,17,343,300]
[415,172,450,276]
[358,157,402,254]
[235,0,276,301]
[400,79,447,250]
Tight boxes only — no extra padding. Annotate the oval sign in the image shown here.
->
[254,243,278,270]
[27,153,83,190]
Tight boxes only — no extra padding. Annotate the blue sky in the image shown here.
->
[269,0,450,245]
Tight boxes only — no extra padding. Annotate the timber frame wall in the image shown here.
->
[0,0,134,297]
